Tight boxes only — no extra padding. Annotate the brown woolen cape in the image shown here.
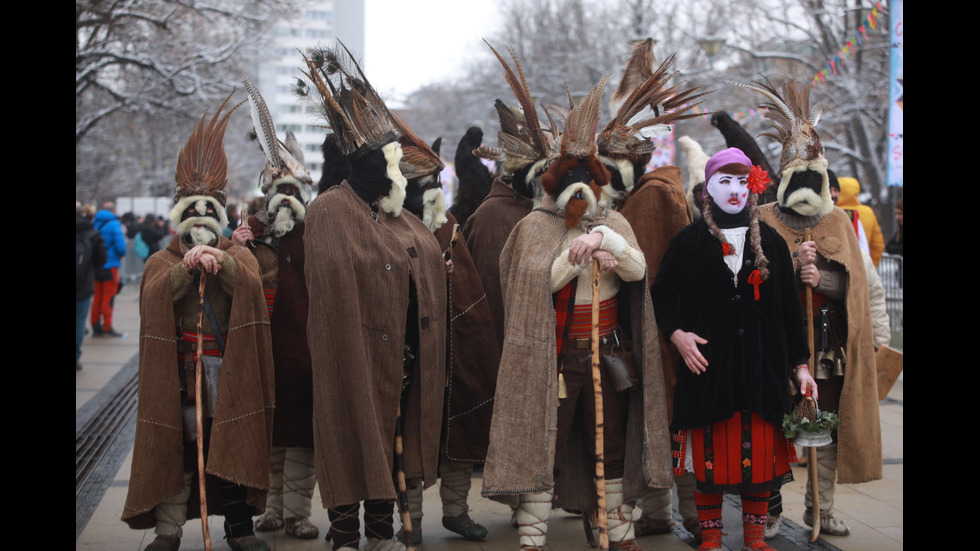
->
[617,165,692,422]
[759,204,882,484]
[122,236,275,529]
[246,217,314,448]
[462,177,534,349]
[481,197,673,509]
[431,211,500,463]
[305,183,447,508]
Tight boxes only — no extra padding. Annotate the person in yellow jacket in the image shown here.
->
[835,176,885,266]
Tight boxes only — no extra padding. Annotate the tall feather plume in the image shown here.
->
[484,40,551,166]
[609,38,657,114]
[299,42,397,161]
[243,79,282,173]
[561,75,608,159]
[728,69,833,173]
[174,90,243,205]
[244,80,313,197]
[598,53,709,163]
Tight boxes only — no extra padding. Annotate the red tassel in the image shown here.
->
[748,269,763,301]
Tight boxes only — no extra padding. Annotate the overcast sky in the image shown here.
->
[363,0,501,101]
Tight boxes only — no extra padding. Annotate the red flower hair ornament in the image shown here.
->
[747,165,770,195]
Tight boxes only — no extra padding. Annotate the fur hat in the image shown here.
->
[678,135,709,191]
[449,126,492,226]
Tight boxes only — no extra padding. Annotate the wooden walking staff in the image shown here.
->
[802,228,820,543]
[590,261,609,551]
[394,401,416,551]
[195,271,212,551]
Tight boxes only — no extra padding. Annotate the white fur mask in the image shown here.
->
[266,193,307,237]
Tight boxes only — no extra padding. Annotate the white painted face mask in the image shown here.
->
[707,171,749,215]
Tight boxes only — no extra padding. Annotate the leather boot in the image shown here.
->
[439,459,487,540]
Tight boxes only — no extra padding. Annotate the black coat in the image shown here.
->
[652,219,808,431]
[76,214,108,301]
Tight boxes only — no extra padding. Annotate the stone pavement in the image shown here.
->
[76,286,902,551]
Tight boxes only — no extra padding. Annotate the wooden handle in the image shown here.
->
[196,272,211,551]
[394,401,415,551]
[801,229,819,542]
[590,261,608,551]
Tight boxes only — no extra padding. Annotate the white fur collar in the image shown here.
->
[378,141,408,217]
[422,187,448,232]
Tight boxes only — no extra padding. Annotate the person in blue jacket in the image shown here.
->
[91,201,128,336]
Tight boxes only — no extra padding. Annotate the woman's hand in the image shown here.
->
[794,365,819,400]
[671,329,709,374]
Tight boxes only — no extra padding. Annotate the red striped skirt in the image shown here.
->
[677,411,793,493]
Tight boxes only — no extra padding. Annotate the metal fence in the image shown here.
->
[878,253,903,350]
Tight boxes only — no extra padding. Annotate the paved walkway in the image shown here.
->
[76,288,902,550]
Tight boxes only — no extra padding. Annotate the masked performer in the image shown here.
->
[735,74,882,538]
[231,81,320,540]
[394,128,498,544]
[300,44,446,551]
[652,147,815,551]
[481,43,671,551]
[122,93,275,551]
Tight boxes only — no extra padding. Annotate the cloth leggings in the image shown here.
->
[327,500,395,550]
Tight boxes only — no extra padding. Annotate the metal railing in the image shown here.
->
[877,253,903,350]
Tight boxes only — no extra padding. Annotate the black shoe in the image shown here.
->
[144,534,180,551]
[227,535,270,551]
[92,323,104,336]
[443,512,488,540]
[104,327,124,337]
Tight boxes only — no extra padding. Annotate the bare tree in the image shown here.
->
[76,0,290,203]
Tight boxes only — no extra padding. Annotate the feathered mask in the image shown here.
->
[173,90,242,207]
[540,76,611,228]
[729,71,834,215]
[300,42,407,215]
[243,79,313,203]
